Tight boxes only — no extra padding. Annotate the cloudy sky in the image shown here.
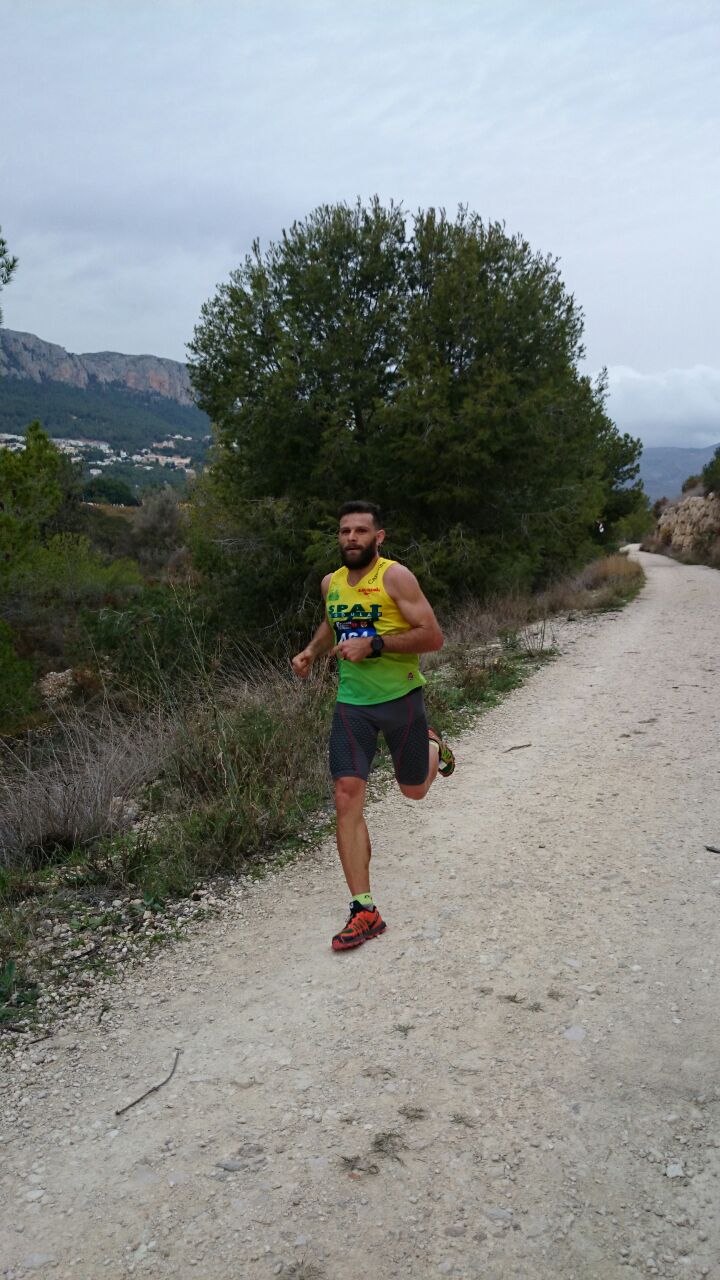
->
[2,0,719,447]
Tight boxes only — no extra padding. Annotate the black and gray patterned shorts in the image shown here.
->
[329,688,429,786]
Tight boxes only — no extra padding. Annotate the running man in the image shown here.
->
[291,501,455,951]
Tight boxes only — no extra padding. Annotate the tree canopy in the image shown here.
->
[0,421,64,582]
[0,226,18,327]
[701,446,720,496]
[188,199,644,620]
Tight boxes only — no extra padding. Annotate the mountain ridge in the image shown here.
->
[638,442,719,502]
[0,327,194,405]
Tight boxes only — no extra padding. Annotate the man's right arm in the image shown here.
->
[291,574,334,678]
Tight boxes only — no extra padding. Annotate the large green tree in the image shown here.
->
[189,198,407,507]
[189,200,643,619]
[0,225,18,326]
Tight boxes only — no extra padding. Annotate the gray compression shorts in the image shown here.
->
[329,688,429,786]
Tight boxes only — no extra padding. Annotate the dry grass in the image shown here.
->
[371,1130,406,1160]
[428,555,643,669]
[536,553,643,613]
[0,648,335,891]
[0,705,175,870]
[576,553,643,587]
[398,1104,427,1121]
[642,530,720,571]
[451,1112,476,1127]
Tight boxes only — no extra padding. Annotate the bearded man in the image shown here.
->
[292,500,455,951]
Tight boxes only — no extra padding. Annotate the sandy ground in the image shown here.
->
[1,548,720,1280]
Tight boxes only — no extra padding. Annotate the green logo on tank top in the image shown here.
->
[327,603,382,622]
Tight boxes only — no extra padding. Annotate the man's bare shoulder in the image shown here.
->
[321,572,333,598]
[384,561,422,599]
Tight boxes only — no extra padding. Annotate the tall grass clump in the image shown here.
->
[133,652,335,896]
[536,552,643,613]
[0,703,175,872]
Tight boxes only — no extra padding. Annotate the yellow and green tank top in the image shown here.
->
[326,556,426,705]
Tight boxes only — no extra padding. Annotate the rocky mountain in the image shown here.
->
[638,443,719,502]
[0,327,194,405]
[0,328,209,468]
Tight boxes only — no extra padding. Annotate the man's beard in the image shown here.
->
[341,540,377,570]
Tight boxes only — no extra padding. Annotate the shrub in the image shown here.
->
[83,586,216,693]
[701,446,720,495]
[132,487,188,573]
[7,534,142,608]
[0,621,37,734]
[613,503,656,543]
[143,657,335,880]
[83,475,139,506]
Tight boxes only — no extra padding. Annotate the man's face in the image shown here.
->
[338,513,385,570]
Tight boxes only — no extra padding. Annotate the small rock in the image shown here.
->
[665,1161,684,1178]
[563,1025,586,1042]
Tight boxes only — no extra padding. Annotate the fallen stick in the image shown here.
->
[503,743,532,753]
[705,845,720,854]
[116,1048,181,1116]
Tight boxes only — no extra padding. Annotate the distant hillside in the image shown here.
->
[0,327,209,453]
[638,443,719,502]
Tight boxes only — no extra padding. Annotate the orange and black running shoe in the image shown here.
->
[331,900,387,951]
[428,727,455,777]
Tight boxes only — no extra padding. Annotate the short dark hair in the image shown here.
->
[338,500,383,528]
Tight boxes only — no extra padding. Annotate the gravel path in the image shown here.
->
[2,549,720,1280]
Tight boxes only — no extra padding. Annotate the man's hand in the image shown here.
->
[333,637,373,663]
[291,649,315,678]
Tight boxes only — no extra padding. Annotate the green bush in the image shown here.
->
[83,586,216,692]
[82,475,139,506]
[613,502,655,543]
[9,534,142,607]
[0,622,37,734]
[701,447,720,495]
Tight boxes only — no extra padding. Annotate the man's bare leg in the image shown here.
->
[398,740,440,800]
[334,776,372,895]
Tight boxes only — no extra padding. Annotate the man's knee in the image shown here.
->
[334,776,366,815]
[398,780,430,801]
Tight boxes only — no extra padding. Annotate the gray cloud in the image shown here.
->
[2,0,719,443]
[605,365,720,448]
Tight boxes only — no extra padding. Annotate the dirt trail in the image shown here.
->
[2,549,720,1280]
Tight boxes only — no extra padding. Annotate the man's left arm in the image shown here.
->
[380,563,444,654]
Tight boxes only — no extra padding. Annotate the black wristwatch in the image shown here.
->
[370,634,385,657]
